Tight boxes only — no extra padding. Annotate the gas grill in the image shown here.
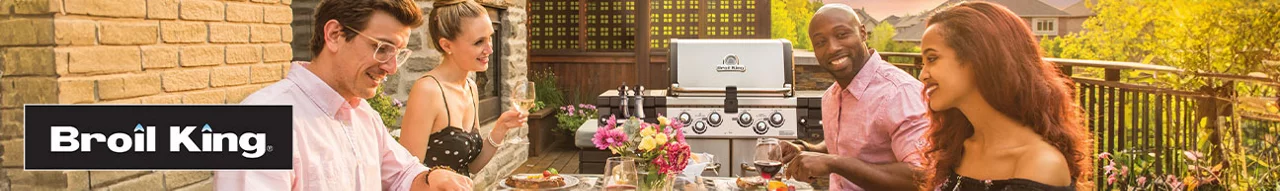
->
[580,39,832,177]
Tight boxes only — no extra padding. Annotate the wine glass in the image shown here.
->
[754,138,783,180]
[507,81,536,144]
[603,157,639,191]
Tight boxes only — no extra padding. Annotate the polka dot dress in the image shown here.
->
[420,75,483,177]
[424,126,483,176]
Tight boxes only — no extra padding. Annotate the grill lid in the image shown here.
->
[667,39,794,97]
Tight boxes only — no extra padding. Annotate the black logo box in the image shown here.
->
[24,105,292,170]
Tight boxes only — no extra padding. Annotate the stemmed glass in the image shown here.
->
[508,81,536,144]
[603,157,639,190]
[754,138,784,180]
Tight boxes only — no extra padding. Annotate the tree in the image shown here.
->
[771,0,814,50]
[867,21,918,53]
[1057,0,1279,91]
[1056,1,1280,189]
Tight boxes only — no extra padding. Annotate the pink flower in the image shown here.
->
[1166,175,1184,191]
[1120,166,1129,177]
[606,115,618,129]
[1098,152,1112,159]
[1136,176,1147,185]
[592,128,627,150]
[653,142,691,174]
[1107,174,1117,184]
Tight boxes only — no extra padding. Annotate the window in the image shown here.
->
[476,6,505,122]
[1032,18,1058,36]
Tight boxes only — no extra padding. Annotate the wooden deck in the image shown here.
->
[514,147,581,174]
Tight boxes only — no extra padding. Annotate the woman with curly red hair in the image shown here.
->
[917,1,1093,190]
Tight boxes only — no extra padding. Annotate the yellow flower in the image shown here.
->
[639,136,656,151]
[641,126,656,137]
[655,133,668,145]
[657,116,669,126]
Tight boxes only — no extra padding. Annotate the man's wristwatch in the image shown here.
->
[424,166,456,185]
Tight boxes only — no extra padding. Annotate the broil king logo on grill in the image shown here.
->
[50,124,270,158]
[716,54,747,72]
[25,105,292,170]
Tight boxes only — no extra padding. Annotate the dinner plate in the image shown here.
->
[499,174,580,190]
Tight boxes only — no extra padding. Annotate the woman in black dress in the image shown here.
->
[916,1,1093,190]
[399,0,528,177]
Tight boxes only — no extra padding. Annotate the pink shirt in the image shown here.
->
[821,51,930,191]
[215,61,428,191]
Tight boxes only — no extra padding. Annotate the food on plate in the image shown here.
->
[737,177,796,191]
[504,168,566,189]
[735,176,766,189]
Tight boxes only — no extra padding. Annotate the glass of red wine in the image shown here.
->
[754,138,784,180]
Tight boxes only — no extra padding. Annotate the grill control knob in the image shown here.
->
[692,121,708,134]
[708,112,722,126]
[738,112,752,127]
[769,112,785,127]
[678,112,692,125]
[753,121,769,135]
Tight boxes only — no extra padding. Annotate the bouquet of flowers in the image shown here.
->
[592,115,691,190]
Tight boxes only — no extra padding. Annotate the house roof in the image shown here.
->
[986,0,1070,17]
[853,8,879,25]
[882,15,901,25]
[891,21,927,42]
[891,0,1072,42]
[1061,0,1094,16]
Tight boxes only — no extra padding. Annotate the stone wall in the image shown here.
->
[794,50,834,91]
[0,0,294,189]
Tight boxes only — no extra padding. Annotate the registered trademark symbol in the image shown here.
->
[266,145,273,152]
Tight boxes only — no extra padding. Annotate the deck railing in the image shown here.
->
[880,52,1280,189]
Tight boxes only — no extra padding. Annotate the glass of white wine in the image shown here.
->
[508,81,536,144]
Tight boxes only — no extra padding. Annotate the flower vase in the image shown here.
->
[638,168,676,191]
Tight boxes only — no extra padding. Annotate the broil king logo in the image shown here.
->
[25,105,292,170]
[50,124,271,158]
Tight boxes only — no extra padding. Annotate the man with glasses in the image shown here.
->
[214,0,472,190]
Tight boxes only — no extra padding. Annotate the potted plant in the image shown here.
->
[526,70,566,156]
[555,103,598,148]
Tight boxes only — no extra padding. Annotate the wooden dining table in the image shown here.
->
[494,174,825,191]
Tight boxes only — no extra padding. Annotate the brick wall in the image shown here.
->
[0,0,293,189]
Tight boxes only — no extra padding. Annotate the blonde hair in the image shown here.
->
[428,0,487,53]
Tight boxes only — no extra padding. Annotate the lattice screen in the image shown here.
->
[531,0,769,52]
[530,0,580,51]
[586,0,637,52]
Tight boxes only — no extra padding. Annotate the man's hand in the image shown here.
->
[776,140,817,163]
[783,152,834,182]
[411,169,472,191]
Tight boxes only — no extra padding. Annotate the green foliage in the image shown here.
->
[368,86,403,131]
[867,21,917,53]
[771,0,815,50]
[1056,0,1280,91]
[530,69,566,113]
[555,104,598,134]
[1039,36,1064,58]
[1051,1,1280,189]
[868,21,920,65]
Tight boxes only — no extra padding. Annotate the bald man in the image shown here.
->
[774,4,929,191]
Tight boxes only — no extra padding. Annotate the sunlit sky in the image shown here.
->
[819,0,1081,20]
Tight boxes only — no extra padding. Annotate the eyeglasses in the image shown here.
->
[344,26,412,68]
